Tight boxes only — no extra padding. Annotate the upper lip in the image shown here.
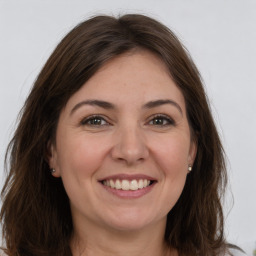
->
[99,174,157,181]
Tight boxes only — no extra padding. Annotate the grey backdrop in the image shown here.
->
[1,0,255,254]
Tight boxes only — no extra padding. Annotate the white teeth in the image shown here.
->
[110,179,115,188]
[115,179,121,190]
[103,179,152,191]
[122,180,130,190]
[130,180,138,190]
[138,179,144,189]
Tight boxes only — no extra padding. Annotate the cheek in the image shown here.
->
[152,135,190,206]
[55,135,110,208]
[56,133,109,179]
[153,134,191,174]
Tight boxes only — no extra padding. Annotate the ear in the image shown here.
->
[46,141,61,177]
[188,137,197,166]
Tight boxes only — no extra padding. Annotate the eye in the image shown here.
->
[80,115,110,126]
[148,114,175,126]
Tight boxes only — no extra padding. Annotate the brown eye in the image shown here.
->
[148,115,175,126]
[81,116,109,126]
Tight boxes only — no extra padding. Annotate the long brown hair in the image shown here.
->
[1,14,228,256]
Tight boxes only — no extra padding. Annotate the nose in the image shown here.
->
[111,125,149,166]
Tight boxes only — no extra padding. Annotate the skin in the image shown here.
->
[49,50,197,256]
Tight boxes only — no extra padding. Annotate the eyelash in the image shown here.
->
[80,114,175,127]
[80,115,110,126]
[147,114,175,126]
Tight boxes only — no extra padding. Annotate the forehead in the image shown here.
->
[65,50,186,110]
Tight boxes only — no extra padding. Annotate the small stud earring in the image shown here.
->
[51,169,56,174]
[188,165,192,173]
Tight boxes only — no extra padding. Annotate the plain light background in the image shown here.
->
[0,0,256,254]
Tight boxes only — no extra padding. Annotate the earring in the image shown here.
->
[51,169,56,174]
[188,165,192,173]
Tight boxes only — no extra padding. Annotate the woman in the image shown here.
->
[0,14,245,256]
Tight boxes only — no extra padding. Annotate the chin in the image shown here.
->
[101,210,165,232]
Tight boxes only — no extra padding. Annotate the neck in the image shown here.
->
[70,217,176,256]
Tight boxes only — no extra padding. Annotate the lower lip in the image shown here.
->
[100,182,156,199]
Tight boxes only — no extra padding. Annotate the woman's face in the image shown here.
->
[49,50,197,234]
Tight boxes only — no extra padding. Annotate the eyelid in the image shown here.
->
[147,113,176,126]
[79,113,175,127]
[80,114,111,126]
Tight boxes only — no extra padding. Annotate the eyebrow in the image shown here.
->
[70,100,115,115]
[70,99,183,116]
[143,99,183,115]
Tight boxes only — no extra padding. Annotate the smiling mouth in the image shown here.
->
[101,179,155,191]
